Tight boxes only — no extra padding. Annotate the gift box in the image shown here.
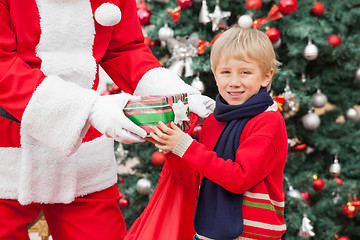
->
[124,93,190,136]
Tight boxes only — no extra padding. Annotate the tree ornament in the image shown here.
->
[237,14,253,29]
[151,150,166,167]
[282,79,296,111]
[336,236,351,240]
[115,144,129,165]
[342,202,358,218]
[312,89,328,108]
[310,1,325,17]
[119,198,129,208]
[272,38,282,49]
[356,66,360,81]
[208,0,231,32]
[301,192,311,204]
[167,34,199,77]
[265,27,281,43]
[118,176,125,184]
[137,8,151,26]
[136,178,152,195]
[298,214,315,238]
[335,177,343,185]
[278,0,298,15]
[345,107,359,121]
[158,23,174,47]
[302,109,320,130]
[312,175,325,191]
[287,186,302,199]
[191,74,205,93]
[329,154,341,177]
[191,125,203,140]
[199,0,211,25]
[301,73,307,83]
[252,5,283,29]
[245,0,262,11]
[303,38,318,61]
[178,0,193,9]
[94,3,122,27]
[327,34,342,47]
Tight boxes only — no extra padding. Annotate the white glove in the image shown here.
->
[89,93,147,144]
[188,94,215,118]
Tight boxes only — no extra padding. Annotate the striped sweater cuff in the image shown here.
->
[172,134,193,157]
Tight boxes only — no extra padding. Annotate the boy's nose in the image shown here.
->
[228,76,241,87]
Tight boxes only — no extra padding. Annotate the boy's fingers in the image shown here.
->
[158,121,172,134]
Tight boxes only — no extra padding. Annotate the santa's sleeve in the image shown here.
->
[0,1,98,156]
[100,0,200,97]
[0,1,45,122]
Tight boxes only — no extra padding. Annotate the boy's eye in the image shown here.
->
[241,71,250,74]
[220,70,230,74]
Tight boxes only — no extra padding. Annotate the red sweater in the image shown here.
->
[168,110,287,239]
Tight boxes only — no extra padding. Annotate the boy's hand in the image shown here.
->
[150,121,185,152]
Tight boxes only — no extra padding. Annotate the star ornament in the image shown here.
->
[172,100,190,125]
[208,2,231,32]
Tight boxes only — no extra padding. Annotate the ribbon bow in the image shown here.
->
[252,5,283,29]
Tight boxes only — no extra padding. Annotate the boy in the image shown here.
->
[150,26,287,240]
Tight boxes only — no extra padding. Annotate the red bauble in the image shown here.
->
[337,237,351,240]
[310,1,325,17]
[118,176,125,184]
[327,34,341,47]
[151,151,166,167]
[119,198,129,209]
[335,177,343,185]
[265,28,281,44]
[245,0,262,11]
[191,125,203,140]
[312,178,325,191]
[101,89,111,96]
[177,0,193,9]
[111,84,120,94]
[301,192,311,204]
[144,36,155,47]
[342,203,358,218]
[278,0,298,15]
[137,8,151,26]
[118,191,124,199]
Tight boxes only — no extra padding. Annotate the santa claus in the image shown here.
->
[0,0,214,239]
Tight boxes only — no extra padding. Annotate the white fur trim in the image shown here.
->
[35,0,97,89]
[133,67,201,97]
[21,76,98,157]
[95,3,122,26]
[1,137,117,204]
[265,101,278,112]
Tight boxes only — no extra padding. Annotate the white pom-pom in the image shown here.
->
[95,3,121,26]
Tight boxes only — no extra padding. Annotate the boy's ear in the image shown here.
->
[261,68,274,87]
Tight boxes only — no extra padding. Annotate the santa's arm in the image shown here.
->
[100,0,214,118]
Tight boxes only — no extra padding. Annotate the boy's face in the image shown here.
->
[213,57,273,105]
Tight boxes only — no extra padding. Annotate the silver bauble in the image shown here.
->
[302,112,320,130]
[237,14,253,29]
[287,187,302,199]
[329,159,341,177]
[303,39,318,61]
[158,23,174,45]
[345,108,359,121]
[272,38,281,49]
[312,89,328,108]
[136,178,151,195]
[191,75,205,93]
[356,67,360,81]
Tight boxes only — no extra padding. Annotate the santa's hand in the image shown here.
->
[89,93,147,144]
[188,94,215,118]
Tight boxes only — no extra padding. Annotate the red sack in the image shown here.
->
[125,153,199,240]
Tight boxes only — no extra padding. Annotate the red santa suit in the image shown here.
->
[0,0,209,239]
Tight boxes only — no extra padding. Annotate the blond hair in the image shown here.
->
[210,26,281,90]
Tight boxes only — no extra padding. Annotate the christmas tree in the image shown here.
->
[113,0,360,239]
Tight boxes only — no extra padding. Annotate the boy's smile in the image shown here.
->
[213,57,273,105]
